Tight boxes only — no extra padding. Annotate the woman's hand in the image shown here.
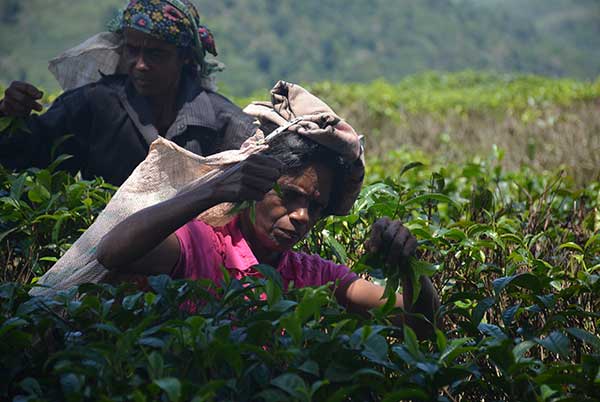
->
[0,81,44,117]
[365,216,418,274]
[188,153,283,204]
[343,216,439,339]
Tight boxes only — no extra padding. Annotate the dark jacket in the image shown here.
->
[0,73,256,185]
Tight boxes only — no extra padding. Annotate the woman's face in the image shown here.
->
[122,28,186,97]
[246,162,334,254]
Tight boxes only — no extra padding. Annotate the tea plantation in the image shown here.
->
[1,73,599,400]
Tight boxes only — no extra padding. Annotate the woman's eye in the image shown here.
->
[125,45,139,55]
[148,50,163,59]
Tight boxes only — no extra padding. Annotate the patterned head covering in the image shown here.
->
[244,81,365,216]
[111,0,217,75]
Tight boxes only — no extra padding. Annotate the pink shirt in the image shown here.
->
[172,217,358,295]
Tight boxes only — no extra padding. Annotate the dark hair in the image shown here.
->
[262,125,350,214]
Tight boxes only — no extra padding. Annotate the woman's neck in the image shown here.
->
[149,77,181,136]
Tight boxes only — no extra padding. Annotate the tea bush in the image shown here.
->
[0,163,114,284]
[1,74,599,400]
[1,145,599,401]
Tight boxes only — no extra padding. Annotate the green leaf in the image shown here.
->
[383,273,399,300]
[407,257,436,304]
[435,329,447,352]
[502,303,521,327]
[323,230,347,264]
[147,351,164,379]
[513,340,536,362]
[565,327,600,351]
[0,116,13,132]
[0,226,19,244]
[0,317,28,338]
[362,334,389,363]
[557,242,584,253]
[403,325,420,357]
[298,360,320,376]
[403,193,461,210]
[50,134,74,162]
[60,373,83,395]
[27,183,51,203]
[228,200,255,220]
[382,388,429,401]
[492,273,542,295]
[47,153,74,173]
[271,373,307,399]
[280,314,302,345]
[155,377,181,402]
[253,263,283,290]
[471,297,495,326]
[478,323,507,341]
[399,161,424,177]
[9,173,27,199]
[535,331,570,359]
[19,377,42,396]
[138,337,166,348]
[431,171,445,192]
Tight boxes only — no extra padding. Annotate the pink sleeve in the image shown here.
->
[320,259,359,291]
[281,251,359,291]
[171,220,223,282]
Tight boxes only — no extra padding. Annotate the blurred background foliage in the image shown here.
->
[0,0,598,96]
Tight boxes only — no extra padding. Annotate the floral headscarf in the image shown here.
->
[111,0,217,75]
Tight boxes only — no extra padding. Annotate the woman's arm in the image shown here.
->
[96,153,282,275]
[344,217,440,339]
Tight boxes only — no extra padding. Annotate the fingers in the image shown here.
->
[385,224,418,266]
[213,154,282,202]
[243,154,281,175]
[384,220,406,266]
[367,217,417,267]
[13,81,43,99]
[403,234,418,257]
[366,217,391,253]
[239,174,278,200]
[244,153,283,179]
[1,81,43,117]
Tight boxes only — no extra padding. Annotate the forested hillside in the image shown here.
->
[1,0,598,95]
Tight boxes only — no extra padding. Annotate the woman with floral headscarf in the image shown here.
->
[97,81,440,339]
[0,0,256,186]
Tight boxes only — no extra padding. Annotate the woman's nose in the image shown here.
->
[134,54,149,71]
[289,205,309,226]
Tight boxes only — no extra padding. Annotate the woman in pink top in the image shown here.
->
[97,81,439,338]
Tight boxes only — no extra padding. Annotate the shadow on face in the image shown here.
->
[122,28,187,97]
[244,162,334,256]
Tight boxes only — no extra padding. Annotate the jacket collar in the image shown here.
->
[113,72,218,146]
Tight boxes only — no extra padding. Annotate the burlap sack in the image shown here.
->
[48,32,125,92]
[30,137,266,296]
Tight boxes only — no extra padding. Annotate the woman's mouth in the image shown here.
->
[273,228,298,243]
[133,76,152,87]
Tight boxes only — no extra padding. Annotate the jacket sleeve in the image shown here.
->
[0,86,92,174]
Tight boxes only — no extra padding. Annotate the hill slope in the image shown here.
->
[0,0,598,95]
